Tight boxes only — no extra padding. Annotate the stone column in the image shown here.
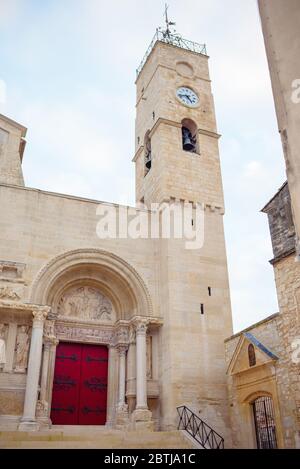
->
[40,341,51,402]
[116,345,129,426]
[19,309,48,431]
[132,319,152,428]
[106,345,117,426]
[36,338,52,426]
[46,338,59,422]
[126,327,136,414]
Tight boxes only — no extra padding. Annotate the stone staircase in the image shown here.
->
[0,426,196,449]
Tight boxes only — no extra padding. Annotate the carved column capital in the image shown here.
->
[117,344,128,356]
[115,325,129,347]
[129,326,136,345]
[32,309,48,327]
[44,336,59,347]
[133,318,149,336]
[43,319,57,343]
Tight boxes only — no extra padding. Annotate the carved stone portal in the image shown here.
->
[57,286,113,322]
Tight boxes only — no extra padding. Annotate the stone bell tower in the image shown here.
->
[133,24,233,440]
[133,35,224,212]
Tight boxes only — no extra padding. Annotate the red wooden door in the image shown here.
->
[50,343,108,425]
[79,344,108,425]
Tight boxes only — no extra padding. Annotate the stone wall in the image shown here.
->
[262,182,295,261]
[225,252,300,448]
[273,254,300,447]
[258,0,300,253]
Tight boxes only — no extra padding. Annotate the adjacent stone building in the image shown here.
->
[225,182,300,448]
[258,0,300,258]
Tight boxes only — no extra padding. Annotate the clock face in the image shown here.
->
[176,87,199,107]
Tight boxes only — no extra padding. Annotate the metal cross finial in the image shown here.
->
[164,3,176,37]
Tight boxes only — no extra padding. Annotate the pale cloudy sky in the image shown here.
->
[0,0,286,332]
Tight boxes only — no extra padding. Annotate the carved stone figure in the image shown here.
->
[14,326,30,373]
[58,286,113,321]
[0,324,7,367]
[0,286,20,301]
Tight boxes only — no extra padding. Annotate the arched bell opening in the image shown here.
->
[144,130,152,175]
[181,118,199,154]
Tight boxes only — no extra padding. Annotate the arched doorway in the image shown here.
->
[252,396,277,449]
[26,249,161,428]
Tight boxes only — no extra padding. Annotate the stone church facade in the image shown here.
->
[0,35,233,439]
[1,24,299,449]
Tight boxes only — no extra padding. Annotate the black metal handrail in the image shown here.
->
[177,405,224,449]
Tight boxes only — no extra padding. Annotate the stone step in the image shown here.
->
[0,430,195,449]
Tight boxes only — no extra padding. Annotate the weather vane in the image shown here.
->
[163,3,176,37]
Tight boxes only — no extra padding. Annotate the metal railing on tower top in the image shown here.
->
[136,29,207,78]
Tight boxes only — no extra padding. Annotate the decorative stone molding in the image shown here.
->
[55,322,115,345]
[0,301,50,317]
[204,204,225,215]
[0,260,26,283]
[0,287,20,302]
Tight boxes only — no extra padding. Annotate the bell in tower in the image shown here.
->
[182,127,197,153]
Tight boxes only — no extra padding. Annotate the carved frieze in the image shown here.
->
[55,323,114,345]
[0,287,20,301]
[57,286,114,322]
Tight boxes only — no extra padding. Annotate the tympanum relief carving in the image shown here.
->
[57,286,114,322]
